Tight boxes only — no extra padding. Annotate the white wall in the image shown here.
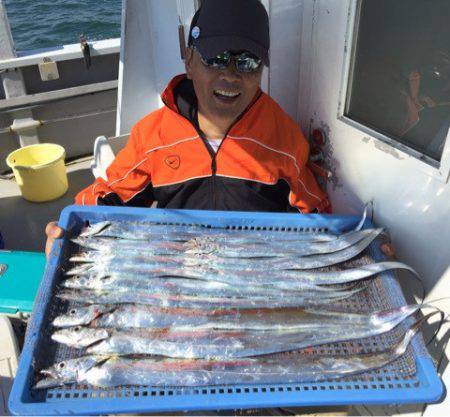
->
[116,0,188,135]
[266,0,304,121]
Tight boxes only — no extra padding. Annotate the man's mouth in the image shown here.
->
[213,89,241,102]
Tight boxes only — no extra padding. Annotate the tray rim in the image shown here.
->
[8,206,445,415]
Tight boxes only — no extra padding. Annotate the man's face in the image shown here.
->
[185,48,263,123]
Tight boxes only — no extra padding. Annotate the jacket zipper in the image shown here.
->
[211,157,218,209]
[209,92,263,209]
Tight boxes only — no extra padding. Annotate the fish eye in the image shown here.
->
[69,309,77,315]
[74,326,81,332]
[58,362,66,369]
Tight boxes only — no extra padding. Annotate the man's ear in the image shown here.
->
[185,47,194,79]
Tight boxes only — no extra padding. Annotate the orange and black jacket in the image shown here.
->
[76,75,330,213]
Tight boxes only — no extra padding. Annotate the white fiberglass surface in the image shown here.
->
[298,0,450,295]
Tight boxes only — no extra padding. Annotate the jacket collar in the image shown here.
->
[161,74,196,121]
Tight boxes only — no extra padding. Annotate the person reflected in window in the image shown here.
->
[401,50,450,160]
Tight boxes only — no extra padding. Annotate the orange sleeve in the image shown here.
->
[287,128,331,214]
[75,124,153,206]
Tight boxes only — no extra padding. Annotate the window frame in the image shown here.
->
[337,0,450,183]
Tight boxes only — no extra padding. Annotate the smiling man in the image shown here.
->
[75,0,329,212]
[45,0,330,254]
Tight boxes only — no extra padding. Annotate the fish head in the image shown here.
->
[79,221,111,237]
[37,356,107,386]
[71,237,103,250]
[52,305,112,327]
[51,326,109,347]
[65,263,95,276]
[62,275,113,290]
[62,276,93,289]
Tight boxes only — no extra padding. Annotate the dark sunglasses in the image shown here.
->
[199,50,262,73]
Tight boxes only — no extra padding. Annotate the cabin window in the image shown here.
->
[345,0,450,164]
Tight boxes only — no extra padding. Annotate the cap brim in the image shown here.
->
[194,35,269,66]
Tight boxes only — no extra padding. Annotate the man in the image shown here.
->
[401,50,450,160]
[46,0,330,255]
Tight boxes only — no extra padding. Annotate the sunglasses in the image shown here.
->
[199,50,262,73]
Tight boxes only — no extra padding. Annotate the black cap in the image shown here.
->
[188,0,270,66]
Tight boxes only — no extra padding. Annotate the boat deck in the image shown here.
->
[0,159,93,253]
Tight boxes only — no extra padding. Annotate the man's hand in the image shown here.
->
[45,222,64,259]
[380,242,396,259]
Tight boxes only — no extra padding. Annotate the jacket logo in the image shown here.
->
[165,155,180,170]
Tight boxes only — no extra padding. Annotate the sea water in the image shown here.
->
[4,0,121,52]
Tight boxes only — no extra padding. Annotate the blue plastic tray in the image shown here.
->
[8,206,444,415]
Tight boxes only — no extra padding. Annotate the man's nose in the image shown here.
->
[219,61,241,82]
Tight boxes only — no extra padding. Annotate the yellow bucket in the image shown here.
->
[6,143,68,202]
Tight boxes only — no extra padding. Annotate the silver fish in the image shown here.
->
[63,262,418,298]
[35,356,110,389]
[52,304,234,328]
[169,261,419,289]
[249,228,383,270]
[52,326,109,348]
[276,261,420,285]
[71,236,332,256]
[53,304,374,330]
[61,275,338,297]
[51,304,422,356]
[70,239,188,259]
[57,286,362,310]
[174,227,373,257]
[52,304,116,328]
[65,228,383,277]
[72,228,376,260]
[36,312,427,389]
